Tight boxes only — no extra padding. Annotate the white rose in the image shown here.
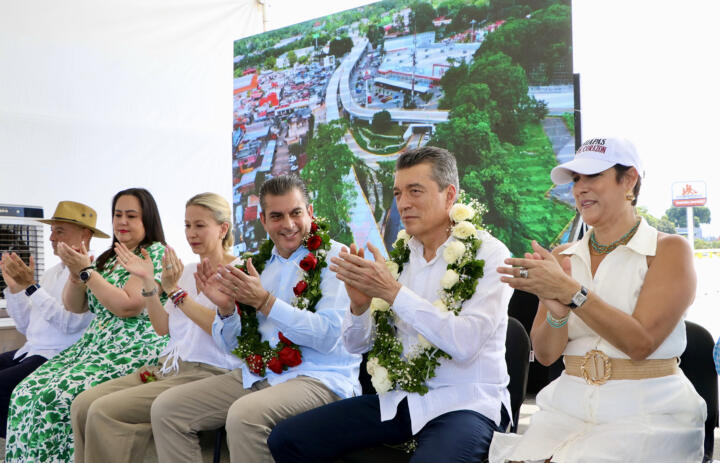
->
[370,297,390,312]
[393,229,410,247]
[452,221,478,240]
[442,240,466,265]
[440,269,460,289]
[449,203,474,222]
[385,261,400,279]
[366,356,379,376]
[432,299,448,312]
[370,365,393,394]
[417,334,434,350]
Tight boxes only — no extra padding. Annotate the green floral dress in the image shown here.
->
[4,242,169,463]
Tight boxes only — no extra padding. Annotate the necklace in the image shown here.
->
[366,192,487,395]
[231,217,331,376]
[589,219,641,255]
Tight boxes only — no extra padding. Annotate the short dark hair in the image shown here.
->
[95,188,166,271]
[259,175,310,212]
[396,146,459,191]
[613,165,642,206]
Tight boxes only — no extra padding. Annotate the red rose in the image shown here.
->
[139,370,156,383]
[310,222,319,233]
[307,235,323,251]
[235,302,243,316]
[299,253,318,271]
[293,280,308,296]
[246,354,264,375]
[267,356,283,374]
[278,331,293,346]
[278,346,302,367]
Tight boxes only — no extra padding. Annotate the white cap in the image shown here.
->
[550,137,645,185]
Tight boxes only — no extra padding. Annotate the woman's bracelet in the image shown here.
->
[546,311,570,328]
[141,286,158,297]
[169,288,188,307]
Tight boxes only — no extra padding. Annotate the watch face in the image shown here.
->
[572,291,588,307]
[80,270,91,282]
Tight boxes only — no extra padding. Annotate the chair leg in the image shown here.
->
[213,427,225,463]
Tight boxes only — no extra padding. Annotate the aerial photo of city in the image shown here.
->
[232,0,575,256]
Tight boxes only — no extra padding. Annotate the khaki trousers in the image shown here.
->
[150,369,339,463]
[71,359,228,463]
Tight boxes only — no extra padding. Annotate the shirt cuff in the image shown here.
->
[344,306,372,330]
[390,286,420,325]
[3,287,27,303]
[265,297,294,326]
[211,312,241,352]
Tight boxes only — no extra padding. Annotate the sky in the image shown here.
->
[261,0,720,237]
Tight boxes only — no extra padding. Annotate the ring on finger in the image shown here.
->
[518,267,529,279]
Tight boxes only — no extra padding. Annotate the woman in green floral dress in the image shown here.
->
[5,188,169,463]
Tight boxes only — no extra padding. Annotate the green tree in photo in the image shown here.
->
[371,110,393,133]
[287,50,297,67]
[329,37,353,58]
[410,2,437,33]
[301,121,358,244]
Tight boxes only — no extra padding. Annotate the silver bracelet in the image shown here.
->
[141,286,158,297]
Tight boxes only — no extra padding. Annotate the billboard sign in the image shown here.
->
[672,181,707,207]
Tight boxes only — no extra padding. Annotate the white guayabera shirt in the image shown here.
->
[343,232,513,434]
[4,260,95,360]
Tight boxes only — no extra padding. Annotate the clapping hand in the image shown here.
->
[57,242,93,275]
[115,242,155,287]
[160,247,183,294]
[215,259,268,310]
[329,244,372,314]
[195,258,235,315]
[330,243,401,314]
[0,252,35,293]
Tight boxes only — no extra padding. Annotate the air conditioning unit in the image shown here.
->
[0,204,45,311]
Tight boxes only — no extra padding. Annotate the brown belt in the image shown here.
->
[564,350,679,385]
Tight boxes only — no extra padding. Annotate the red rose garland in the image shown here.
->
[231,217,332,376]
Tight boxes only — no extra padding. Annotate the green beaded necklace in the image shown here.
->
[589,219,641,255]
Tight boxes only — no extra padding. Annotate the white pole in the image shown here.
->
[686,206,695,253]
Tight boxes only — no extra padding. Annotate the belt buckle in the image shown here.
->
[580,349,611,385]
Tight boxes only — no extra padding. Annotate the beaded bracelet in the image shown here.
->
[170,289,188,307]
[546,311,570,328]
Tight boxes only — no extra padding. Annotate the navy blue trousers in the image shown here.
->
[0,349,47,438]
[268,395,508,463]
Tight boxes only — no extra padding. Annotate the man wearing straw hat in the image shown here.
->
[0,200,108,438]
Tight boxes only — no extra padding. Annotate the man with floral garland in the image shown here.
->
[149,175,361,463]
[268,147,513,462]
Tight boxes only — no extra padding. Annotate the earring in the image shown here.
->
[625,192,635,201]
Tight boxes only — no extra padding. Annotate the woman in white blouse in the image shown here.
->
[489,137,706,463]
[70,192,243,463]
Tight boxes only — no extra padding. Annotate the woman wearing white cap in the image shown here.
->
[489,137,706,462]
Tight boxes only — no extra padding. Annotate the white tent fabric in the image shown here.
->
[0,0,262,264]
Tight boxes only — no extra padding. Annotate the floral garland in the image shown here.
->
[231,217,331,376]
[366,193,487,395]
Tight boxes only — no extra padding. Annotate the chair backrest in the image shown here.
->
[505,316,531,433]
[679,320,719,462]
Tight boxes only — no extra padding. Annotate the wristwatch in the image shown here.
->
[568,285,588,309]
[79,268,94,284]
[25,283,41,297]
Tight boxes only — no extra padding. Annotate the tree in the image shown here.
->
[447,4,487,33]
[637,207,676,234]
[287,50,297,67]
[301,121,358,244]
[366,25,384,50]
[329,37,353,58]
[410,3,436,33]
[666,206,711,228]
[263,55,276,69]
[371,110,392,133]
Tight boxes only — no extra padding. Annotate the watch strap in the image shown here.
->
[568,285,589,309]
[25,283,41,297]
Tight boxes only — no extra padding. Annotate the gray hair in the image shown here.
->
[396,146,459,191]
[259,175,310,211]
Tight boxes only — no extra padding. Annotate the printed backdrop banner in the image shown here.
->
[231,0,577,257]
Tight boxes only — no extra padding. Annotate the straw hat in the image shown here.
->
[38,201,110,238]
